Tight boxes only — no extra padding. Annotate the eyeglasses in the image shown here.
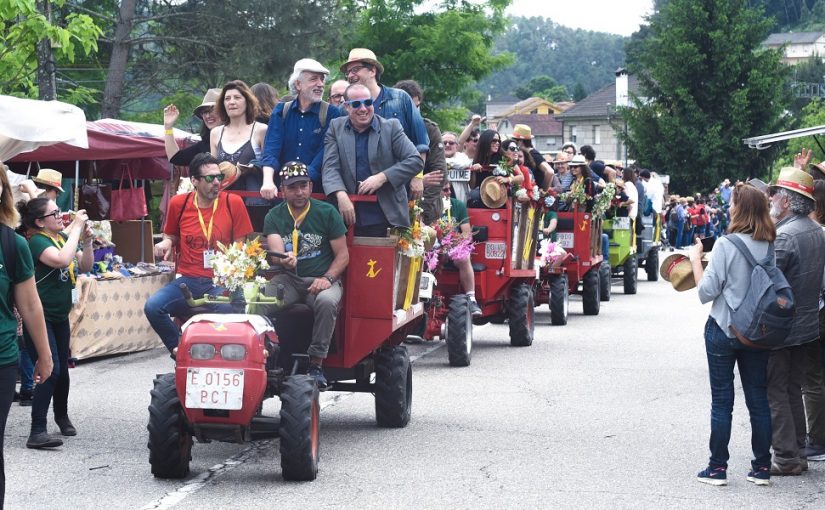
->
[468,137,479,143]
[564,149,575,154]
[197,173,226,183]
[345,98,374,109]
[444,141,457,146]
[330,93,344,101]
[345,65,369,76]
[506,145,519,152]
[491,139,501,143]
[38,209,61,220]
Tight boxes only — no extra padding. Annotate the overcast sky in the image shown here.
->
[506,0,654,36]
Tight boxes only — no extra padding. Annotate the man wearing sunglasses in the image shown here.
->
[146,153,254,354]
[322,83,424,236]
[340,48,429,200]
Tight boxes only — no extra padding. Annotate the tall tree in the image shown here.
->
[621,0,790,193]
[348,0,514,130]
[0,0,101,101]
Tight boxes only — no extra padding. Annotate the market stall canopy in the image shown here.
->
[8,118,197,180]
[0,95,88,161]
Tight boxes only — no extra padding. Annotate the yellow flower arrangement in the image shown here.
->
[210,236,270,292]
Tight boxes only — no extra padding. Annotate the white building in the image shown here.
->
[763,32,825,65]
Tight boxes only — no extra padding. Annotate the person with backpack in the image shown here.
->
[766,167,825,476]
[688,184,776,486]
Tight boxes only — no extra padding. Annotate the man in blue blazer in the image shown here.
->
[322,83,424,236]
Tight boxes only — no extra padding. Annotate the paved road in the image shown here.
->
[6,258,825,509]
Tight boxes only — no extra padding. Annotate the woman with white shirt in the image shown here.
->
[689,184,775,487]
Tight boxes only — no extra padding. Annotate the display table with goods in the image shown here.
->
[69,265,174,360]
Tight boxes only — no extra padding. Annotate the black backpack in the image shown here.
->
[726,235,795,348]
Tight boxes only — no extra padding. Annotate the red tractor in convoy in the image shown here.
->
[534,208,605,325]
[416,198,540,366]
[147,195,423,481]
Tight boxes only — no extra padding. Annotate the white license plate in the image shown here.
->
[185,368,244,410]
[448,168,471,182]
[557,232,574,249]
[485,242,506,259]
[613,217,631,230]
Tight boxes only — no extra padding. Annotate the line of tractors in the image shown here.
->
[146,191,662,483]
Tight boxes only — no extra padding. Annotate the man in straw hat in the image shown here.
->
[766,166,825,475]
[322,83,424,236]
[341,48,429,199]
[146,153,254,355]
[260,58,343,198]
[511,123,554,191]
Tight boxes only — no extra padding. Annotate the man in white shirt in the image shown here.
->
[442,131,472,203]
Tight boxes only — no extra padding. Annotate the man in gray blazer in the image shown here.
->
[322,83,424,236]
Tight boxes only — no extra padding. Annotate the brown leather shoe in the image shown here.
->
[770,462,802,476]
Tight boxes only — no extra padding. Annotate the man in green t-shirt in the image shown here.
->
[439,182,480,316]
[263,162,348,389]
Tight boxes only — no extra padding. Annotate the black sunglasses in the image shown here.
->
[506,145,519,152]
[468,137,479,142]
[197,173,226,183]
[345,98,374,109]
[38,209,61,220]
[444,141,457,146]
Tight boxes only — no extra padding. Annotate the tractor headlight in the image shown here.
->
[190,343,216,360]
[220,344,246,361]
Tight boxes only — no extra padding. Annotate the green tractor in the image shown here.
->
[602,216,637,295]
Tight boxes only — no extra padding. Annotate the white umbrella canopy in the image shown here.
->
[0,95,88,161]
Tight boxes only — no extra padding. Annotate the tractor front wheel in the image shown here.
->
[549,274,569,326]
[599,262,611,302]
[508,283,535,346]
[646,248,659,282]
[279,374,320,481]
[446,296,472,367]
[375,346,412,428]
[147,373,192,479]
[582,268,601,316]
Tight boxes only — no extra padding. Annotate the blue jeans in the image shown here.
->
[675,220,684,248]
[24,319,71,434]
[704,317,772,469]
[143,276,232,352]
[601,234,609,261]
[18,341,34,391]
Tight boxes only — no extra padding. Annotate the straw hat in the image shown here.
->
[552,152,569,164]
[218,161,239,190]
[568,154,587,166]
[32,168,64,192]
[479,176,507,208]
[773,166,815,200]
[511,124,534,140]
[660,253,706,292]
[339,48,384,74]
[194,88,221,118]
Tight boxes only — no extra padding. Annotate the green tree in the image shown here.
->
[621,0,790,193]
[572,82,587,101]
[512,74,569,101]
[347,0,514,130]
[783,98,825,167]
[0,0,101,101]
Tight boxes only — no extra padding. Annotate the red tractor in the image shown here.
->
[147,195,423,481]
[417,198,540,366]
[534,208,605,325]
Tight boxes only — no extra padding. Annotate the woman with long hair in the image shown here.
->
[0,165,51,503]
[17,197,93,450]
[469,129,502,190]
[251,82,279,124]
[689,183,775,486]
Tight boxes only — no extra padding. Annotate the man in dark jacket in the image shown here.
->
[767,167,825,476]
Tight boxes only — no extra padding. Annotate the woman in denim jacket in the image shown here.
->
[689,184,775,486]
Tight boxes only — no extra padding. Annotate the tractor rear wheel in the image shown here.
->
[582,268,601,316]
[599,263,611,302]
[624,254,638,294]
[446,296,472,367]
[375,346,412,428]
[508,283,535,346]
[646,248,659,282]
[147,373,192,479]
[279,374,320,481]
[549,274,569,326]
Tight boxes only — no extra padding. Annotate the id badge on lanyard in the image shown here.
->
[196,195,219,269]
[203,249,217,268]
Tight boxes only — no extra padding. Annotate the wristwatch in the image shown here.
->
[322,274,336,284]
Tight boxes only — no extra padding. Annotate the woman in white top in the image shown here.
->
[689,183,775,486]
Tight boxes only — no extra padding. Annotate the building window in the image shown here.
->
[593,125,600,145]
[571,126,577,144]
[545,138,556,147]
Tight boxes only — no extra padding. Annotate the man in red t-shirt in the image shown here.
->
[145,153,253,353]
